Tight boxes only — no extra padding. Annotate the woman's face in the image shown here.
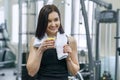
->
[46,11,60,37]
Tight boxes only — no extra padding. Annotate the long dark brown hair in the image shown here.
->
[35,4,64,40]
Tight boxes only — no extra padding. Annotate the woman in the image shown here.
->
[26,4,80,80]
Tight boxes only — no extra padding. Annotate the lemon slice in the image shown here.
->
[47,37,55,40]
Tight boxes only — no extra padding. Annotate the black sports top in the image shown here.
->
[37,48,69,80]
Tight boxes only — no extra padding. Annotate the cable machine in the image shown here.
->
[92,1,119,80]
[79,0,120,80]
[95,9,120,80]
[95,9,116,80]
[90,1,112,80]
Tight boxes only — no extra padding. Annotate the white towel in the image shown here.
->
[33,34,47,47]
[33,32,68,60]
[55,32,68,60]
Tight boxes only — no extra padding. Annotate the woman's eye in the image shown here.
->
[54,18,58,21]
[55,18,58,21]
[48,18,59,23]
[48,20,51,22]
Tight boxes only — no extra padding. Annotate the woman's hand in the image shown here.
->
[38,39,55,53]
[63,44,72,60]
[63,44,72,53]
[63,37,80,76]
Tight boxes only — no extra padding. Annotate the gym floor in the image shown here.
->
[0,67,16,80]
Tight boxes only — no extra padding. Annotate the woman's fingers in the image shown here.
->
[40,39,55,51]
[63,44,72,53]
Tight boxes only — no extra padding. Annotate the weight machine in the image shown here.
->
[79,0,120,80]
[0,22,16,76]
[94,5,120,80]
[95,9,120,80]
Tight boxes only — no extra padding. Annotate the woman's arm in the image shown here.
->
[26,37,43,77]
[26,37,55,77]
[64,36,80,76]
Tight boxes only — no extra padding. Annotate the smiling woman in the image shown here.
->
[26,4,80,80]
[46,11,60,37]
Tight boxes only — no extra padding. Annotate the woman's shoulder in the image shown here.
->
[30,36,36,44]
[67,35,76,44]
[31,36,35,40]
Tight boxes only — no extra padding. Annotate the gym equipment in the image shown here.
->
[0,23,16,76]
[117,48,120,55]
[79,0,120,80]
[0,23,16,68]
[79,50,90,80]
[95,9,116,80]
[95,8,120,80]
[114,9,120,80]
[89,0,112,9]
[80,0,112,80]
[80,0,94,79]
[0,48,16,68]
[101,71,112,80]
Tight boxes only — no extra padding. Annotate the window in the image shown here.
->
[37,1,44,15]
[12,3,27,43]
[0,7,4,24]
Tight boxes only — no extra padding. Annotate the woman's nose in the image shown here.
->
[51,21,56,26]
